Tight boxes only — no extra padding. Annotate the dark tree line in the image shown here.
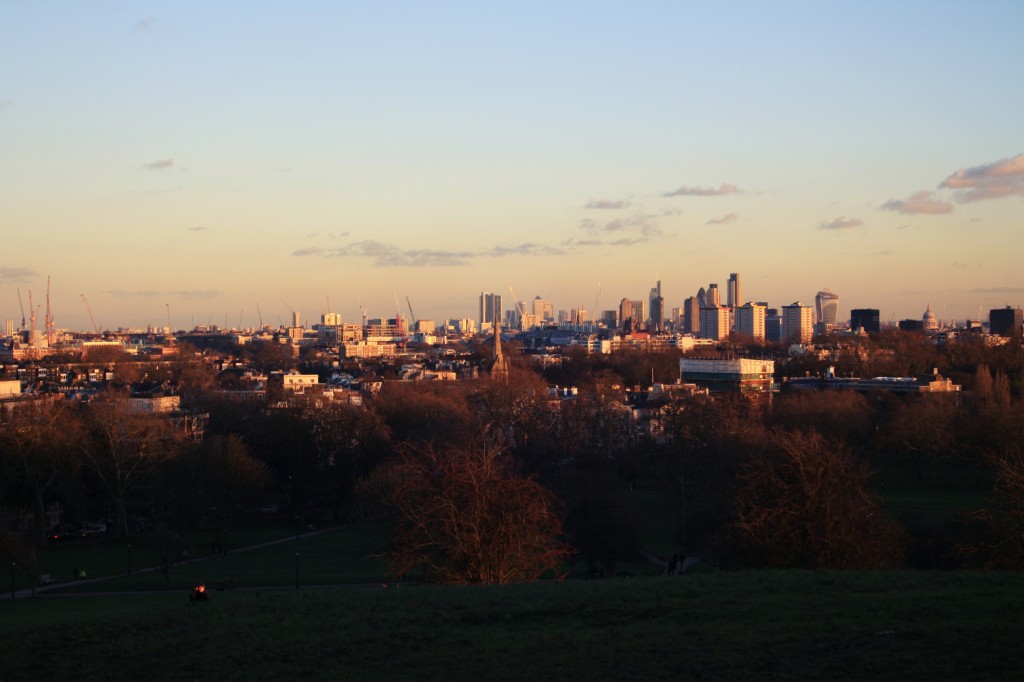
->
[3,335,1024,584]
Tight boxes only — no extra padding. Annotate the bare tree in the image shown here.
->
[0,399,82,543]
[79,395,185,538]
[965,443,1024,569]
[733,429,903,569]
[383,443,570,584]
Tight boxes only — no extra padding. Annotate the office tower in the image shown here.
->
[532,296,553,323]
[727,273,743,308]
[734,303,766,341]
[707,283,720,307]
[990,306,1023,337]
[850,308,881,334]
[4,319,12,337]
[815,289,840,327]
[600,310,618,327]
[696,287,707,309]
[683,297,700,334]
[699,306,730,341]
[479,292,502,328]
[649,279,664,332]
[618,298,634,330]
[782,302,813,344]
[619,298,646,331]
[765,313,782,342]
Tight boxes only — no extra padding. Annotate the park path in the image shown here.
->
[12,525,344,599]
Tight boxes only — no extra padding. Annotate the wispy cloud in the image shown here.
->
[293,239,573,267]
[0,99,13,110]
[939,153,1024,203]
[143,158,174,170]
[579,212,663,244]
[820,216,863,230]
[102,289,222,300]
[706,212,737,225]
[968,286,1024,294]
[0,266,37,282]
[664,183,742,197]
[880,191,953,215]
[584,199,631,210]
[488,243,567,257]
[188,226,208,232]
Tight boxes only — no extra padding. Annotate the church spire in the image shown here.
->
[490,318,509,383]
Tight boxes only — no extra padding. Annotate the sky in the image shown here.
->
[1,1,1022,331]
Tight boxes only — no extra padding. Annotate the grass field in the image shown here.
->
[2,570,1023,681]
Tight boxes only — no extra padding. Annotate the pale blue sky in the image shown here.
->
[2,1,1022,329]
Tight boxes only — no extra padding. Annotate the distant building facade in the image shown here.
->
[990,306,1023,337]
[679,357,775,394]
[850,308,881,334]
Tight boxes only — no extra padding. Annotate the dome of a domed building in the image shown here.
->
[923,304,938,331]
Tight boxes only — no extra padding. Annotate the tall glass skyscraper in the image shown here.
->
[815,289,840,326]
[727,273,743,308]
[479,292,502,328]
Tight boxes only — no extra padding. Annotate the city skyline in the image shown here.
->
[2,2,1022,330]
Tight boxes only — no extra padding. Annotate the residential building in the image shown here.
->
[782,302,813,344]
[734,303,766,341]
[699,306,730,341]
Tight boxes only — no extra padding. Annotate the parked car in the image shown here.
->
[78,522,107,538]
[47,523,81,542]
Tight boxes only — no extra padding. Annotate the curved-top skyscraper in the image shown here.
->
[815,289,840,326]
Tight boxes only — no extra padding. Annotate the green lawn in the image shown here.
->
[3,570,1023,681]
[48,521,389,593]
[871,453,994,518]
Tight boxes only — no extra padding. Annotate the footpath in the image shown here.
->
[11,525,343,600]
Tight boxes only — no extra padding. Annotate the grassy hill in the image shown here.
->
[3,570,1023,681]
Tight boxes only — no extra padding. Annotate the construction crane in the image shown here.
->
[391,288,407,330]
[17,288,26,329]
[354,289,367,328]
[507,284,527,331]
[405,296,417,326]
[45,276,55,347]
[81,294,100,334]
[594,281,602,319]
[28,290,37,346]
[256,302,264,329]
[166,303,174,341]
